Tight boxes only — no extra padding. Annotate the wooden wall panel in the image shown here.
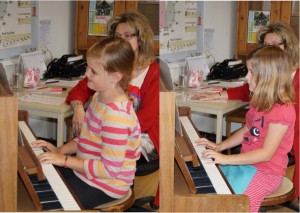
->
[0,97,18,211]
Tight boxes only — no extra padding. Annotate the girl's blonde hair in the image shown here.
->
[86,37,134,90]
[107,11,155,70]
[257,22,299,71]
[247,46,295,112]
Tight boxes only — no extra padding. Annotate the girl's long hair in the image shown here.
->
[247,46,295,112]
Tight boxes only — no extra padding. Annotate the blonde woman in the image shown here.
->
[66,11,159,155]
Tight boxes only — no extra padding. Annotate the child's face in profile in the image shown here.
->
[85,58,112,93]
[245,61,256,92]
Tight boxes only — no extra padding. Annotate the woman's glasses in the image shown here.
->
[114,33,136,40]
[263,39,285,47]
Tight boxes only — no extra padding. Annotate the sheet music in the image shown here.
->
[19,94,65,105]
[184,94,227,103]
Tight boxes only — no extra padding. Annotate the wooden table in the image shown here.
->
[176,89,248,143]
[14,86,73,147]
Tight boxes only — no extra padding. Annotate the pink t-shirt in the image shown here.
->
[241,103,295,176]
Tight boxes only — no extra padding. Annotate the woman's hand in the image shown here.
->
[37,152,65,167]
[72,105,85,136]
[191,92,220,101]
[31,140,58,153]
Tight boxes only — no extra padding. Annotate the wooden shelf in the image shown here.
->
[235,1,298,61]
[75,1,159,56]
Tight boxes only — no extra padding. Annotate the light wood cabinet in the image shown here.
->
[75,1,159,56]
[235,1,299,61]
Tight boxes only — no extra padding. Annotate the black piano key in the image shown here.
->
[37,191,59,202]
[32,183,52,192]
[27,173,64,210]
[186,162,217,194]
[28,175,49,185]
[196,187,216,194]
[193,178,213,186]
[42,201,63,211]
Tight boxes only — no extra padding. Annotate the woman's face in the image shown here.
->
[264,32,284,50]
[245,61,256,92]
[115,23,139,56]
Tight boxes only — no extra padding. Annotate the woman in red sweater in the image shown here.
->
[192,22,299,202]
[66,11,159,154]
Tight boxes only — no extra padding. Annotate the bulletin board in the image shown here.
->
[0,1,39,60]
[160,1,198,55]
[88,0,114,36]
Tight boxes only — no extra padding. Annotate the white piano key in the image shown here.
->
[19,121,81,210]
[179,117,232,194]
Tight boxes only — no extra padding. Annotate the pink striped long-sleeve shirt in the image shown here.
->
[74,93,141,198]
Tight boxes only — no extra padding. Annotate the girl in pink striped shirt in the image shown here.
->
[32,37,141,209]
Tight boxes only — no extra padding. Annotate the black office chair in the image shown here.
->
[128,156,159,212]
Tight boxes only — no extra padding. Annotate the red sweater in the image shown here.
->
[292,69,299,199]
[227,68,299,198]
[66,60,160,154]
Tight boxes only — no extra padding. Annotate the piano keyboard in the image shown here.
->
[186,162,216,194]
[179,116,232,194]
[28,174,63,210]
[19,121,81,210]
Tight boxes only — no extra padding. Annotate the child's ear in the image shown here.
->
[111,72,123,84]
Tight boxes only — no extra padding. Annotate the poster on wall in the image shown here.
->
[160,1,198,54]
[247,10,270,43]
[88,0,114,36]
[0,1,32,50]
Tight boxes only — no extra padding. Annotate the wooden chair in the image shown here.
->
[225,107,248,154]
[18,110,29,124]
[65,116,73,142]
[225,107,248,137]
[94,188,135,212]
[259,177,295,212]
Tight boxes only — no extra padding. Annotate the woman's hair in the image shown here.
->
[86,37,135,90]
[107,11,155,69]
[246,45,295,112]
[257,22,299,71]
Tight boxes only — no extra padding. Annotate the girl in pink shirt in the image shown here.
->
[196,46,295,212]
